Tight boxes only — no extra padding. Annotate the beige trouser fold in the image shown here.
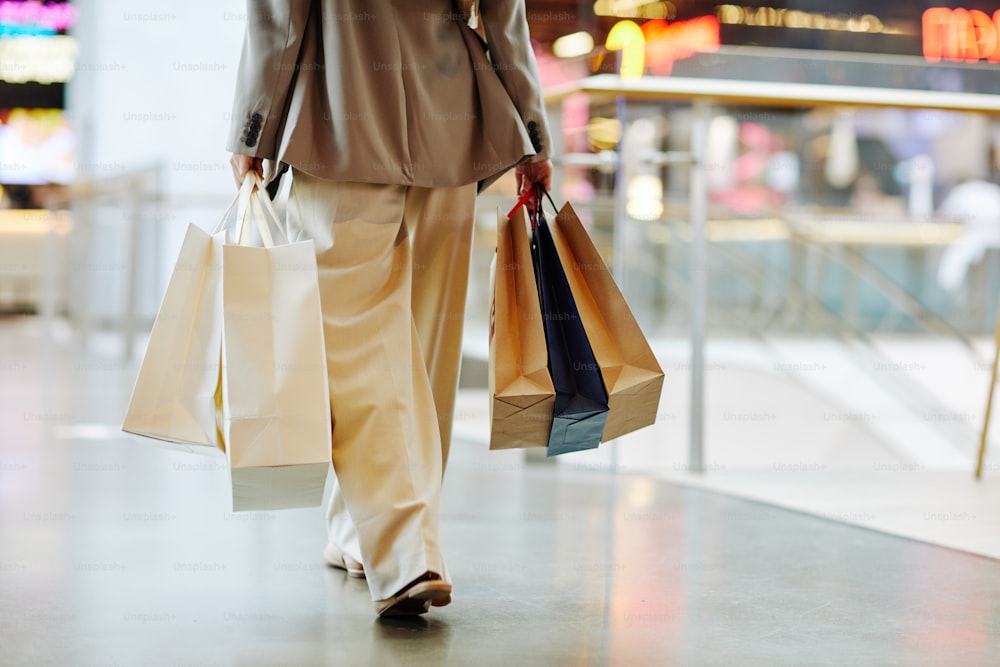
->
[286,168,475,600]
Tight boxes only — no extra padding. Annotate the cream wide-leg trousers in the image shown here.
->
[286,168,476,600]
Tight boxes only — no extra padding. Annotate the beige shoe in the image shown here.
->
[323,543,365,579]
[374,572,452,617]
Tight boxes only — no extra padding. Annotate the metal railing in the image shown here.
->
[544,73,1000,475]
[41,165,164,358]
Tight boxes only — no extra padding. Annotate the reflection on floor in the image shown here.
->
[458,333,1000,559]
[2,317,1000,664]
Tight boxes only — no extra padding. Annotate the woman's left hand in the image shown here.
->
[515,159,553,196]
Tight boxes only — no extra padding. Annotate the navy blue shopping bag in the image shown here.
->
[527,187,610,456]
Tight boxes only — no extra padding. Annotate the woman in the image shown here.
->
[226,0,553,617]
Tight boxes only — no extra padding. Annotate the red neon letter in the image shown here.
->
[923,8,952,62]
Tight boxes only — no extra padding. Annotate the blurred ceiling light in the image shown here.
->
[626,174,664,221]
[824,110,858,189]
[587,117,622,151]
[595,1,675,20]
[553,31,595,59]
[706,115,737,192]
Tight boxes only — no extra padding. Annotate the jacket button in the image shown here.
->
[527,120,537,130]
[532,139,542,151]
[251,113,263,122]
[244,137,255,147]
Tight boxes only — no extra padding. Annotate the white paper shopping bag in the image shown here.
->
[219,181,331,510]
[122,215,224,452]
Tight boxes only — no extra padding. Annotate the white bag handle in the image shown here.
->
[212,175,255,236]
[235,175,256,246]
[253,180,290,244]
[213,173,290,248]
[248,194,275,248]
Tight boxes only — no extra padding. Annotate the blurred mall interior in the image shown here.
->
[1,0,1000,664]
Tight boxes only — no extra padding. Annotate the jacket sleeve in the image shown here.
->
[226,0,313,159]
[479,0,552,163]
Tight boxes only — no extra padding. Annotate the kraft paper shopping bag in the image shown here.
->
[488,205,555,449]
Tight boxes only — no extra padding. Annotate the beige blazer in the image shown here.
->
[226,0,551,191]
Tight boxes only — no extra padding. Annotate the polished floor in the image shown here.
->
[2,318,1000,666]
[459,336,1000,559]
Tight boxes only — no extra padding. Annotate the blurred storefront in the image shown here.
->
[498,1,1000,340]
[461,1,1000,484]
[0,0,75,312]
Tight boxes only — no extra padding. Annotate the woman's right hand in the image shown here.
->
[230,153,263,188]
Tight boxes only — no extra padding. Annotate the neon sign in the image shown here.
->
[594,0,674,19]
[642,16,719,76]
[0,109,75,185]
[717,5,899,35]
[923,8,1000,62]
[605,16,720,79]
[0,0,76,31]
[0,36,78,84]
[0,24,57,36]
[606,21,646,79]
